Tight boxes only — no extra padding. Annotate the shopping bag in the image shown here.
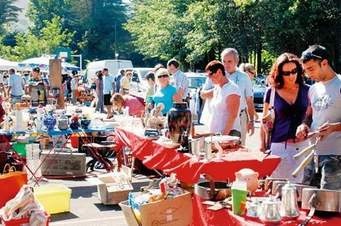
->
[0,164,28,207]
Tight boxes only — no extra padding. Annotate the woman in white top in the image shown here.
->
[202,60,241,136]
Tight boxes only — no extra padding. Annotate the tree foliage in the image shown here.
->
[0,17,73,61]
[0,0,21,33]
[126,0,341,72]
[28,0,130,61]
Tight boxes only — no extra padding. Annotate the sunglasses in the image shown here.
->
[301,51,323,62]
[207,71,216,78]
[157,74,168,78]
[282,68,298,76]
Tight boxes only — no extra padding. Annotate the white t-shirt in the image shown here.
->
[206,81,241,134]
[309,75,341,155]
[202,70,253,110]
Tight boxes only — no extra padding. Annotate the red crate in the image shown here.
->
[1,212,50,226]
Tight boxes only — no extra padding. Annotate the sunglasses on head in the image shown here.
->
[207,71,217,78]
[157,74,168,78]
[301,51,323,62]
[282,68,297,76]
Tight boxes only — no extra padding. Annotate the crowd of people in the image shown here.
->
[198,44,341,189]
[0,44,340,189]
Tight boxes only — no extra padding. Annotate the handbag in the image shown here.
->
[0,164,28,207]
[262,87,275,131]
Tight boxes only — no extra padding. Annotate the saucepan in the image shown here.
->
[271,180,316,202]
[194,181,231,201]
[299,188,341,226]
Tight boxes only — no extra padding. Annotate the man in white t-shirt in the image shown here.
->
[296,45,341,189]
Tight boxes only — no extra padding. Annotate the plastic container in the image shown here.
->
[34,184,71,214]
[1,212,50,226]
[70,134,79,148]
[12,142,27,157]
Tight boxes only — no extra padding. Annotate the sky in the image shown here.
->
[13,0,30,31]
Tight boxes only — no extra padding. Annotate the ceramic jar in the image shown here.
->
[167,102,192,152]
[43,113,56,130]
[235,168,259,194]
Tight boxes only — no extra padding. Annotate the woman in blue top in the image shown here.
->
[262,53,310,182]
[152,68,177,115]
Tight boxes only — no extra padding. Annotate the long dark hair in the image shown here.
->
[269,53,304,89]
[96,70,103,80]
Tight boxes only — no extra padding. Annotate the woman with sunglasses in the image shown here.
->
[262,53,310,182]
[202,60,241,136]
[150,68,178,115]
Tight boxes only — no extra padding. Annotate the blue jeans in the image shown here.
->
[303,155,341,189]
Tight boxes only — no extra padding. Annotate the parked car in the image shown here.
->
[185,72,206,123]
[253,75,267,112]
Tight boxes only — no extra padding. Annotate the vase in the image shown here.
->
[81,119,91,129]
[43,113,56,131]
[167,102,192,152]
[70,121,80,130]
[58,116,69,130]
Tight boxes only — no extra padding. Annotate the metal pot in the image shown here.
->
[194,181,231,201]
[271,181,316,202]
[301,188,341,212]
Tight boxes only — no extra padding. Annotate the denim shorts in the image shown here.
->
[302,155,341,189]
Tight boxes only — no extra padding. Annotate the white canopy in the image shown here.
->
[18,56,80,73]
[0,58,18,71]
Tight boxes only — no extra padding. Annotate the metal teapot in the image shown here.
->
[259,197,281,224]
[280,182,300,220]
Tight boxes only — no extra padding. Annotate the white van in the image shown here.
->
[85,59,133,83]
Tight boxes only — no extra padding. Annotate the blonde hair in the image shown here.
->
[239,63,256,74]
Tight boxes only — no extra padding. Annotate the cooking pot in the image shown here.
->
[271,181,316,202]
[301,188,341,212]
[194,181,231,201]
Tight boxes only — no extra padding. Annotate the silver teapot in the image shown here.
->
[280,182,300,219]
[259,197,281,224]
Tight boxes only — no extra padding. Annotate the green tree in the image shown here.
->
[0,16,73,61]
[0,0,21,33]
[28,0,131,61]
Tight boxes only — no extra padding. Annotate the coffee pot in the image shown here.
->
[259,197,281,224]
[280,182,300,219]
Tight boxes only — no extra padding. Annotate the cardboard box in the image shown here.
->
[97,166,133,205]
[40,151,86,176]
[34,184,71,214]
[97,183,133,205]
[119,192,192,226]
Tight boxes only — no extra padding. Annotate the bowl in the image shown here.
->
[194,181,231,201]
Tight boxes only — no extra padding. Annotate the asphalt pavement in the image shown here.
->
[45,114,262,226]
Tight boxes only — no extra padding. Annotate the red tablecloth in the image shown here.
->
[192,194,341,226]
[115,128,281,184]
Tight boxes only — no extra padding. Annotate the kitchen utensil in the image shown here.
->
[194,181,231,201]
[271,181,316,202]
[235,168,259,194]
[301,188,341,212]
[259,197,281,224]
[280,182,300,220]
[292,150,314,177]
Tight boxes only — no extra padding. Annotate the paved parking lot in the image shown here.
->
[47,114,262,225]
